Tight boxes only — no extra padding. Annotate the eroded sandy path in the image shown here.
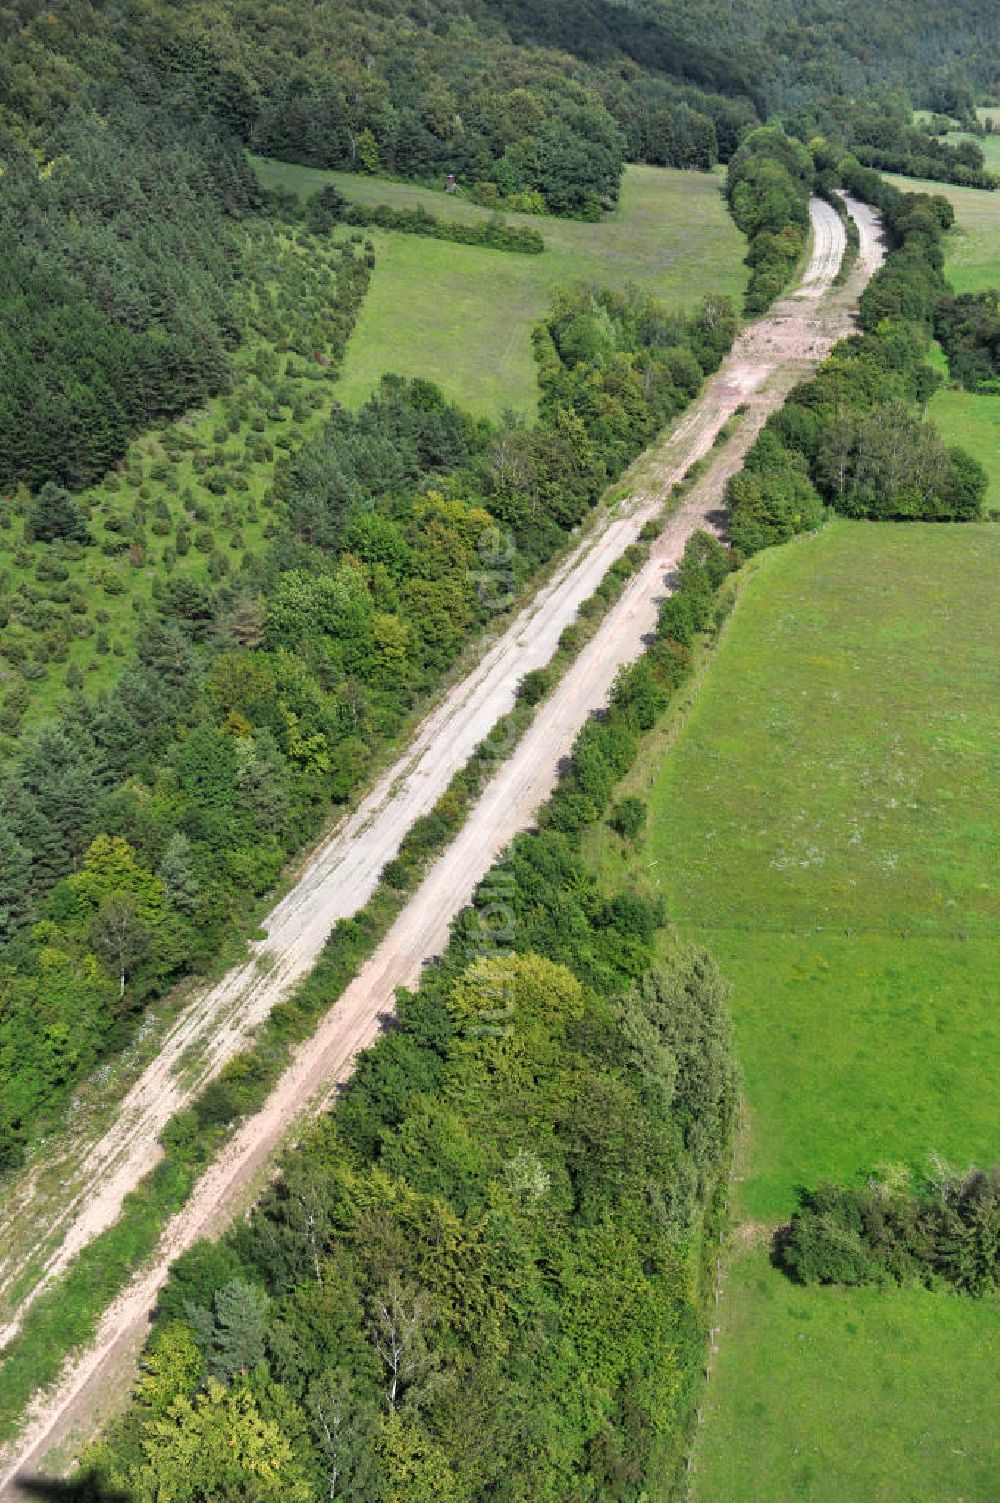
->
[0,197,884,1497]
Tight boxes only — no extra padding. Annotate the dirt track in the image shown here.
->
[0,195,885,1496]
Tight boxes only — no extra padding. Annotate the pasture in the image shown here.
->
[585,519,1000,1500]
[885,170,1000,294]
[696,1246,999,1503]
[929,385,1000,513]
[941,107,1000,176]
[253,159,749,417]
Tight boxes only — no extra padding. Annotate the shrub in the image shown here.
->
[337,199,545,254]
[609,796,647,840]
[28,484,89,545]
[517,668,551,705]
[777,1168,1000,1297]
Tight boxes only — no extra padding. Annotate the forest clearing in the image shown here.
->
[254,159,749,416]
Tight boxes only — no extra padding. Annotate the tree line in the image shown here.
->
[726,125,814,313]
[828,102,997,188]
[306,185,544,254]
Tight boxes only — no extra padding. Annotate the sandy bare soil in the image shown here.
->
[0,196,884,1497]
[795,196,845,297]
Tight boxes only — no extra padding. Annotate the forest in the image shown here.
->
[0,99,261,494]
[3,0,996,493]
[0,261,736,1168]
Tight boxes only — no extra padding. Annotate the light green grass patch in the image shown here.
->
[942,127,1000,176]
[707,929,1000,1218]
[651,523,1000,942]
[929,384,1000,513]
[331,230,547,418]
[695,1246,1000,1503]
[629,522,1000,1216]
[254,159,748,417]
[885,171,1000,293]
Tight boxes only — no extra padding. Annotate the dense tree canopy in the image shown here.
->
[726,126,813,312]
[0,92,259,494]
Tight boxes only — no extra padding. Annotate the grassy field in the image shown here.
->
[943,128,1000,175]
[700,1246,999,1503]
[584,520,1000,1500]
[885,170,1000,294]
[929,385,1000,512]
[937,107,1000,175]
[253,159,749,418]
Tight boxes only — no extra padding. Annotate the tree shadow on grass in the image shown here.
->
[10,1474,131,1502]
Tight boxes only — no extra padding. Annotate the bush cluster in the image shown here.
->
[934,288,1000,391]
[307,184,545,253]
[777,1166,1000,1297]
[545,531,737,836]
[345,202,544,254]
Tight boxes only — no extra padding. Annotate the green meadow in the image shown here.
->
[929,386,1000,513]
[697,1247,999,1503]
[885,169,1000,294]
[585,520,1000,1500]
[253,159,748,417]
[947,128,1000,175]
